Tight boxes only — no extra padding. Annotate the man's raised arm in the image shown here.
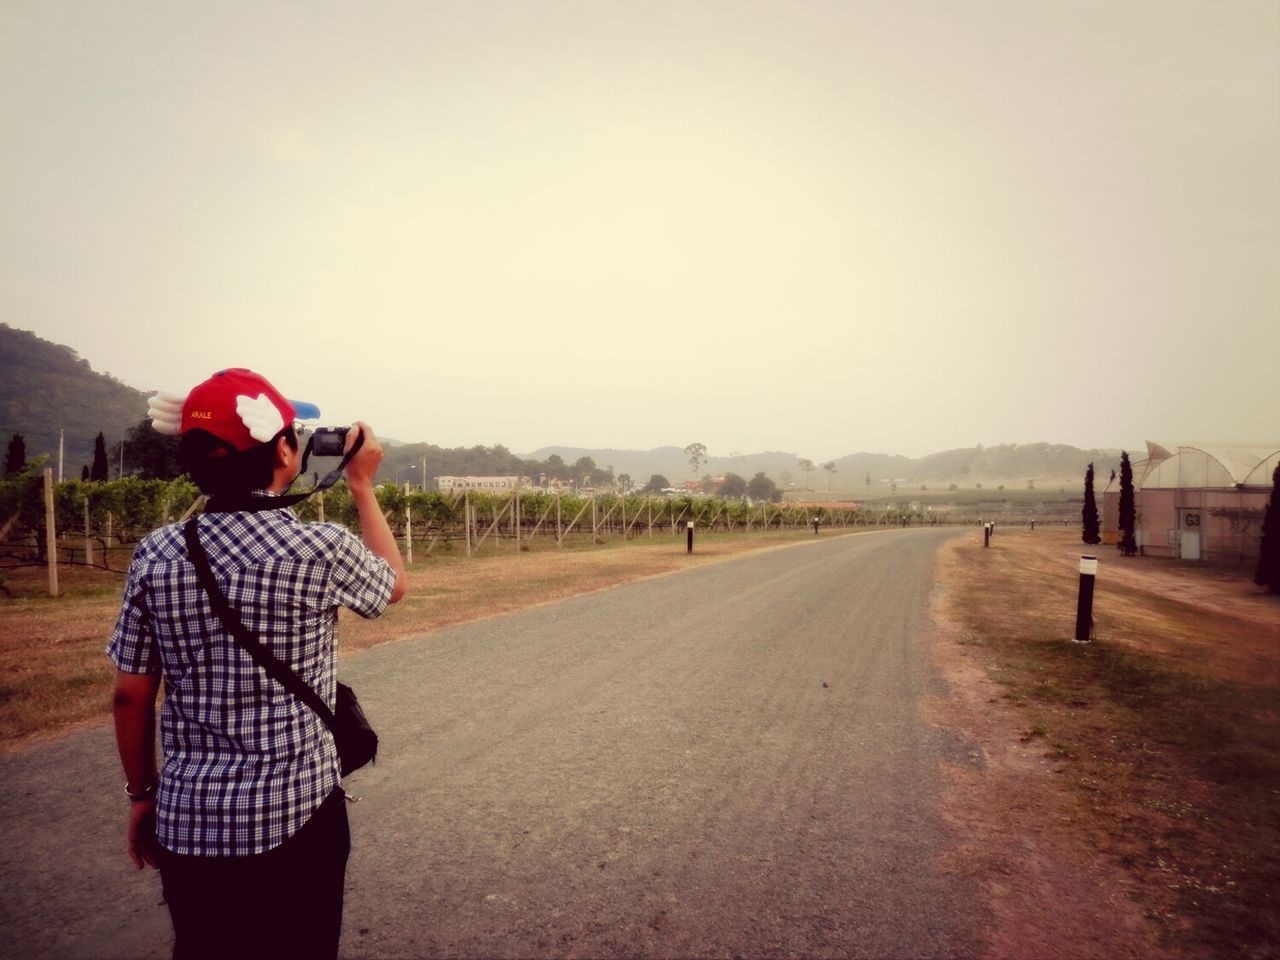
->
[343,422,408,603]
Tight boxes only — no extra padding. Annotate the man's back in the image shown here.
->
[109,507,396,856]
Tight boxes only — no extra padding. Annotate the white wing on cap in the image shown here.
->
[147,390,186,436]
[236,393,285,444]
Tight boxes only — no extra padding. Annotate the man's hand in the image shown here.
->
[127,799,161,870]
[113,669,162,869]
[342,422,383,489]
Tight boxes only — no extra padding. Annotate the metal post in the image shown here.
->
[1074,555,1097,643]
[686,521,694,554]
[984,523,991,548]
[812,516,820,535]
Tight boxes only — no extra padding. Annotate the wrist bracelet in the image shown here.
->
[125,781,157,803]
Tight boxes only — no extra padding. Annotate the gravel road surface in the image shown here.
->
[1,527,984,958]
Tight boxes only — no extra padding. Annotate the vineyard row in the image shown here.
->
[3,469,971,589]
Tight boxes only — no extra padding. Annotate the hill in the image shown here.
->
[833,443,1123,491]
[526,444,1124,493]
[0,324,150,475]
[522,446,802,486]
[2,324,1124,490]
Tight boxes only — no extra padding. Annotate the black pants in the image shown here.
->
[159,788,350,960]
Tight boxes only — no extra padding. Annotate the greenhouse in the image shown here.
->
[1102,441,1280,563]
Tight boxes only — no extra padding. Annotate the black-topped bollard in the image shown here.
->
[687,521,694,554]
[1074,555,1097,642]
[812,516,820,535]
[983,522,991,548]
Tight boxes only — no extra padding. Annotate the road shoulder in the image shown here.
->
[925,534,1176,960]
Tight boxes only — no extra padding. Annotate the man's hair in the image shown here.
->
[180,426,298,498]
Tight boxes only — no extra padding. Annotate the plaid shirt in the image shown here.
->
[108,501,396,856]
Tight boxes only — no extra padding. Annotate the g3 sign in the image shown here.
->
[1184,512,1201,528]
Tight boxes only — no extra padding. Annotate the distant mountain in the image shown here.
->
[828,443,1123,490]
[1,324,1125,490]
[0,324,150,474]
[522,446,803,485]
[527,443,1124,491]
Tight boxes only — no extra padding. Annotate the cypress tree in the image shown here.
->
[1118,451,1137,556]
[4,433,25,476]
[1082,462,1101,545]
[1255,462,1280,594]
[91,432,109,482]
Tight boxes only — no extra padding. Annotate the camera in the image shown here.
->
[311,426,350,457]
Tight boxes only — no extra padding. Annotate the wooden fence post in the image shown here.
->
[43,469,58,597]
[84,496,93,568]
[403,482,413,564]
[465,489,472,558]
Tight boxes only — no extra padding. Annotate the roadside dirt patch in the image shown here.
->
[929,529,1279,960]
[928,578,1175,959]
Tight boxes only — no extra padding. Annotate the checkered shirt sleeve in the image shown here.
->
[107,508,397,856]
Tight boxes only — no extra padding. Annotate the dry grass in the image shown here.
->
[0,563,132,748]
[0,527,844,751]
[937,529,1280,959]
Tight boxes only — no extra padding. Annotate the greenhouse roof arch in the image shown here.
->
[1138,441,1280,490]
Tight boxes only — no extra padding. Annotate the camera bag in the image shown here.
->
[182,517,378,777]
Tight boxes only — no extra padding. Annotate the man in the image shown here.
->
[109,368,407,959]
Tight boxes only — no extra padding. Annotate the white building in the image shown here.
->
[436,475,531,493]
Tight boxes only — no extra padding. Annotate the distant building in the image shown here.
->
[436,475,531,493]
[1102,441,1279,563]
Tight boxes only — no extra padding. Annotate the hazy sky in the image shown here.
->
[3,1,1277,460]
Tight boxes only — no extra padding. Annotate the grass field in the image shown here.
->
[787,486,1085,524]
[937,529,1279,958]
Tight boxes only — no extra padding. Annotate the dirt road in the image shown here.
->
[1,527,982,958]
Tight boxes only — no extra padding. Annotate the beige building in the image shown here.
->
[436,475,531,493]
[1102,442,1279,563]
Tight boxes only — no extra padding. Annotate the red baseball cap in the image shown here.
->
[152,368,321,452]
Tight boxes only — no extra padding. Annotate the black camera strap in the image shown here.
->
[205,429,366,514]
